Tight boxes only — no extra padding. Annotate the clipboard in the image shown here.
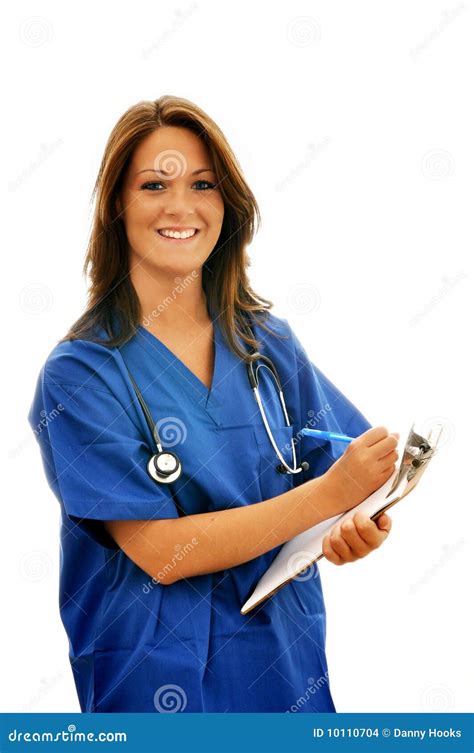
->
[240,422,442,615]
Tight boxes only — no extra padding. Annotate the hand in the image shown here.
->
[322,511,392,565]
[322,426,400,517]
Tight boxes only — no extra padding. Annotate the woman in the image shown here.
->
[28,95,398,713]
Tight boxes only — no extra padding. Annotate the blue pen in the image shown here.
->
[301,428,355,443]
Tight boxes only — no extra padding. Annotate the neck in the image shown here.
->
[130,262,210,330]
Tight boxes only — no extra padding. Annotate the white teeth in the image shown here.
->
[158,228,197,239]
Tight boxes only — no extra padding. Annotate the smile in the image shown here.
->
[156,228,199,240]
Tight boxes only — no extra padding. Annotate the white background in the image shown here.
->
[3,0,473,713]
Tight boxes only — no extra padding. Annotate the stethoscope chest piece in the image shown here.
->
[147,451,182,484]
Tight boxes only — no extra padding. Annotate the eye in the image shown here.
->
[140,181,164,191]
[193,180,216,190]
[140,180,217,191]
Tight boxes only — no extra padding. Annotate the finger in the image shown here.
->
[378,460,398,475]
[362,426,390,447]
[378,450,399,468]
[339,517,372,557]
[361,428,398,454]
[329,524,358,562]
[376,513,392,533]
[352,512,389,549]
[374,435,400,459]
[322,534,344,566]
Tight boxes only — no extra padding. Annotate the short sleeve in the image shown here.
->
[34,378,180,547]
[291,328,373,484]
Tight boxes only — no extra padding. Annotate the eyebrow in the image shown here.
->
[135,167,216,176]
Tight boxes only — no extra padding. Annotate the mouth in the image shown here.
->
[155,228,201,242]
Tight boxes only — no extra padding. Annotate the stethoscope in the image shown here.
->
[124,320,309,486]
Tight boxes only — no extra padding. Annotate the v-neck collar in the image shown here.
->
[135,308,224,424]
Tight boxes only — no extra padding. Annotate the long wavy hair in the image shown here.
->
[60,95,286,363]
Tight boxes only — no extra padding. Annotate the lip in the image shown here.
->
[156,226,199,231]
[155,228,200,242]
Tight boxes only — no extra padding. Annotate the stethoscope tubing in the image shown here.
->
[125,316,309,485]
[248,360,300,474]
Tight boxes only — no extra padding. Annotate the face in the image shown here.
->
[117,126,225,278]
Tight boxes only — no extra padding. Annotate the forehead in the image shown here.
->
[130,126,211,171]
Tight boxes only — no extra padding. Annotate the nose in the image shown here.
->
[161,185,197,219]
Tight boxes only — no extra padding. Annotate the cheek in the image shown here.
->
[204,197,225,235]
[121,205,157,255]
[123,190,156,223]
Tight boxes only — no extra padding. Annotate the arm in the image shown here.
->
[105,426,399,585]
[104,477,333,585]
[106,474,333,585]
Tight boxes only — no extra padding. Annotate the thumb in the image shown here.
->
[377,514,392,532]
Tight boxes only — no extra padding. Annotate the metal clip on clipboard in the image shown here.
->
[371,422,443,522]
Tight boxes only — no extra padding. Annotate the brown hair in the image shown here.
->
[60,95,285,363]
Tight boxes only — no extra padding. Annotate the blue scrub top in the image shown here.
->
[27,309,371,713]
